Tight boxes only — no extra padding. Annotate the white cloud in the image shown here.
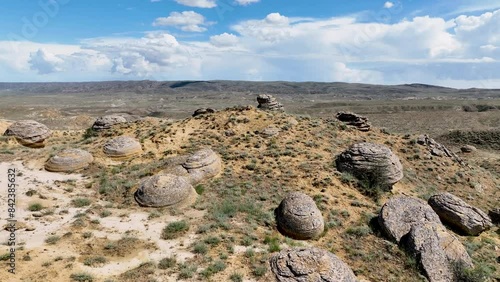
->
[210,33,239,47]
[174,0,216,8]
[384,1,394,9]
[235,0,260,6]
[153,11,210,32]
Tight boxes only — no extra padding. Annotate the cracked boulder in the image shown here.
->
[45,149,93,172]
[162,148,222,184]
[428,192,492,235]
[3,120,52,148]
[275,192,324,240]
[103,136,142,160]
[134,174,197,208]
[270,247,356,282]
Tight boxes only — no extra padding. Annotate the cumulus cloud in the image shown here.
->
[174,0,216,8]
[153,11,211,32]
[210,33,239,47]
[235,0,260,6]
[384,1,394,9]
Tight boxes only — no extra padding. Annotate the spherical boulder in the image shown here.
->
[182,148,222,184]
[45,149,93,172]
[275,192,324,240]
[336,142,403,188]
[103,136,142,160]
[92,115,127,131]
[3,120,52,148]
[270,247,357,282]
[134,174,197,208]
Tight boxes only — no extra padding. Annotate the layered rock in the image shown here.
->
[401,222,473,282]
[336,111,371,131]
[336,142,403,188]
[103,136,142,160]
[270,247,356,282]
[45,149,93,172]
[417,134,465,165]
[134,174,196,208]
[192,108,216,117]
[379,196,441,243]
[162,148,222,184]
[3,120,52,148]
[428,192,492,235]
[257,94,284,112]
[275,192,324,240]
[92,115,127,131]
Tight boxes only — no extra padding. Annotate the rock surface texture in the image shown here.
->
[257,94,284,112]
[134,174,196,208]
[269,247,357,282]
[92,115,127,131]
[489,208,500,225]
[336,142,404,188]
[275,192,324,240]
[428,192,492,235]
[45,149,93,172]
[460,145,477,153]
[261,126,280,138]
[162,148,222,184]
[336,111,371,131]
[103,136,142,160]
[3,120,52,148]
[417,134,465,165]
[379,196,441,243]
[192,108,216,117]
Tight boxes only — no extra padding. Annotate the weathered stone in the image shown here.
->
[428,192,492,235]
[270,247,356,282]
[460,145,477,153]
[336,142,404,188]
[103,136,142,160]
[379,196,441,243]
[45,149,93,172]
[336,111,371,132]
[261,126,280,138]
[162,148,222,184]
[192,108,216,117]
[134,174,196,208]
[275,192,324,240]
[401,222,473,282]
[417,134,465,165]
[257,94,284,112]
[92,115,127,131]
[3,120,52,148]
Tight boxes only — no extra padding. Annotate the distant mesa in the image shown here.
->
[134,174,197,208]
[336,111,371,131]
[275,192,324,240]
[257,94,284,112]
[103,136,142,160]
[192,108,216,117]
[92,115,127,131]
[45,148,93,172]
[270,247,357,281]
[336,142,403,189]
[162,148,222,184]
[3,120,52,148]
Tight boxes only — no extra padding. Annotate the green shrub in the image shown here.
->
[72,198,91,207]
[161,221,189,240]
[70,272,94,282]
[158,256,176,269]
[28,202,44,211]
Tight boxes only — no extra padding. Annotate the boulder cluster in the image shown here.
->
[257,94,284,112]
[3,120,52,148]
[417,134,465,165]
[336,111,371,131]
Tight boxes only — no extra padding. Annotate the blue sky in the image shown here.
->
[0,0,499,87]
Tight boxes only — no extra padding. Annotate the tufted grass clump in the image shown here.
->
[72,198,91,207]
[70,272,94,282]
[28,202,44,211]
[161,220,189,240]
[45,235,61,245]
[158,256,177,269]
[83,256,107,267]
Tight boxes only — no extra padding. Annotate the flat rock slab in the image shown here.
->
[103,136,142,160]
[275,192,324,240]
[45,149,93,172]
[134,174,196,208]
[92,115,127,131]
[428,192,492,235]
[270,247,357,282]
[3,120,52,148]
[379,196,441,243]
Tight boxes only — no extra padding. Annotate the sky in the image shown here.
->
[0,0,499,88]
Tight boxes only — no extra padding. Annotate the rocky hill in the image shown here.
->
[0,96,498,282]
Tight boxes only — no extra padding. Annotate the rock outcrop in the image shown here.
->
[257,94,284,112]
[401,222,473,282]
[379,196,441,243]
[103,136,142,160]
[336,142,404,188]
[162,148,222,184]
[45,149,93,172]
[92,115,127,131]
[134,174,196,208]
[260,126,280,138]
[428,192,492,235]
[270,247,357,282]
[417,134,465,165]
[275,192,324,240]
[3,120,52,148]
[460,145,477,153]
[336,111,371,131]
[192,108,216,117]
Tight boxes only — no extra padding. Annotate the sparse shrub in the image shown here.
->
[178,263,197,279]
[83,256,107,267]
[253,264,267,277]
[28,202,44,211]
[72,198,91,207]
[161,220,189,240]
[193,242,208,254]
[230,272,244,282]
[158,256,176,269]
[45,235,61,245]
[201,260,226,278]
[195,184,204,195]
[70,272,94,282]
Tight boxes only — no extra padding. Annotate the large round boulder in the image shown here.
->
[92,115,127,131]
[270,247,356,282]
[336,142,403,188]
[181,148,222,184]
[428,192,492,236]
[134,174,197,208]
[103,136,142,160]
[3,120,52,148]
[275,192,324,240]
[379,196,441,243]
[45,149,93,172]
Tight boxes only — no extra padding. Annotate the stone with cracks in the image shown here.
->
[3,120,52,148]
[336,111,371,132]
[257,94,284,112]
[134,174,197,208]
[103,136,142,160]
[45,149,93,172]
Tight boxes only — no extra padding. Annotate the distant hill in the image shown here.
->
[1,80,499,99]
